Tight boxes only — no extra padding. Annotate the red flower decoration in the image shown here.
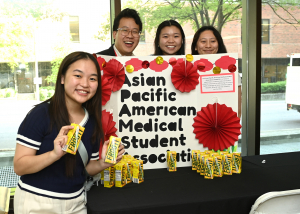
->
[103,59,125,92]
[228,64,237,72]
[102,110,118,141]
[194,59,213,72]
[125,58,143,72]
[149,58,169,72]
[142,61,149,69]
[193,103,241,151]
[99,110,118,159]
[215,55,236,70]
[171,60,200,92]
[97,56,106,71]
[101,77,112,106]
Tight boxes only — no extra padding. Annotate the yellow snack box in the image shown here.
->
[132,159,144,184]
[220,151,228,156]
[213,155,223,177]
[204,156,214,179]
[62,123,85,155]
[104,166,115,188]
[104,136,121,164]
[223,153,233,175]
[210,152,219,157]
[115,162,127,187]
[205,150,213,155]
[191,150,198,170]
[232,152,242,174]
[123,154,132,160]
[197,152,205,173]
[100,170,104,185]
[167,151,177,172]
[124,159,132,183]
[200,154,209,175]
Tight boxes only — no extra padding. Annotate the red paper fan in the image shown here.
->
[192,103,241,151]
[215,55,236,70]
[194,59,213,72]
[101,77,112,106]
[99,110,118,158]
[103,59,125,92]
[125,58,143,72]
[171,60,200,92]
[102,110,118,141]
[97,56,106,70]
[149,58,169,72]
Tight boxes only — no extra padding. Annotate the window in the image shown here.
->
[69,16,80,42]
[140,29,145,43]
[0,0,111,152]
[262,19,270,44]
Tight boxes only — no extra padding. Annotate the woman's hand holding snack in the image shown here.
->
[116,143,125,162]
[100,139,125,168]
[52,125,74,160]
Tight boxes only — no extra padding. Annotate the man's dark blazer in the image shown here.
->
[96,45,115,56]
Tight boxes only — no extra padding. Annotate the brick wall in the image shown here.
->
[134,4,300,59]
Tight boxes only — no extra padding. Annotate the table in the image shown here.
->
[87,152,300,214]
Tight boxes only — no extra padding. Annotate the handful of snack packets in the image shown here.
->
[104,136,121,164]
[102,153,145,188]
[62,123,85,155]
[193,150,242,179]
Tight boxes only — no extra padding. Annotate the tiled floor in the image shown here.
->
[0,166,20,187]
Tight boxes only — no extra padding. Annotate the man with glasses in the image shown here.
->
[97,8,142,56]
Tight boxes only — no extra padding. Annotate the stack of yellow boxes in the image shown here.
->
[103,136,144,188]
[192,150,242,179]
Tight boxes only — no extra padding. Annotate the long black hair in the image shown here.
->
[154,20,185,55]
[46,51,103,177]
[191,26,227,55]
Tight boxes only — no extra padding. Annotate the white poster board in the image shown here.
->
[98,53,239,169]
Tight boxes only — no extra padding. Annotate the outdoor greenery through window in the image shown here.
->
[0,0,111,150]
[260,0,300,155]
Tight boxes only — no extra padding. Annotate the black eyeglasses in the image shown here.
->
[117,28,141,38]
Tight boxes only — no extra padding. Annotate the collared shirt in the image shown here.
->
[113,45,134,57]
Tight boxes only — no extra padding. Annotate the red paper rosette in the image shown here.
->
[103,59,125,92]
[194,59,213,72]
[228,64,237,72]
[125,58,143,72]
[192,103,241,151]
[101,77,112,106]
[171,60,200,92]
[149,58,169,72]
[99,110,118,158]
[97,56,106,70]
[102,110,118,141]
[215,55,236,70]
